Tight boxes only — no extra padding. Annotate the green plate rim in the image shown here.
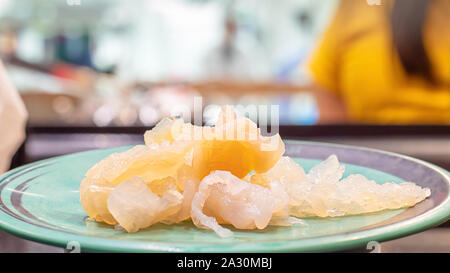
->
[0,140,449,252]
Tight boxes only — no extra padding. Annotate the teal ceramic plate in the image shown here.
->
[0,140,449,252]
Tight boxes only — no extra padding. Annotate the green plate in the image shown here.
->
[0,140,449,252]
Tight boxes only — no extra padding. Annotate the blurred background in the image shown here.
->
[0,0,447,170]
[2,0,334,126]
[0,0,449,252]
[2,0,338,163]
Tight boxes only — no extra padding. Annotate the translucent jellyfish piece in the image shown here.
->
[163,165,200,224]
[79,140,193,224]
[79,177,116,224]
[191,171,290,238]
[288,155,431,217]
[306,154,345,184]
[245,156,307,187]
[107,177,183,233]
[86,142,193,186]
[144,117,186,146]
[325,174,431,216]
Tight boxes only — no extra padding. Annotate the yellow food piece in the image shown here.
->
[80,106,284,227]
[191,106,285,179]
[144,106,285,180]
[79,141,193,224]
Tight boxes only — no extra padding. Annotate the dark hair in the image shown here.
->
[391,0,436,84]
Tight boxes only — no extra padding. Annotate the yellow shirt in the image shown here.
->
[308,0,450,124]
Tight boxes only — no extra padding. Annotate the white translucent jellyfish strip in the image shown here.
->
[245,156,307,187]
[191,171,291,238]
[107,177,183,233]
[163,177,199,224]
[288,155,431,217]
[306,154,345,184]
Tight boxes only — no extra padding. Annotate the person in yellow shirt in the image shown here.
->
[308,0,450,124]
